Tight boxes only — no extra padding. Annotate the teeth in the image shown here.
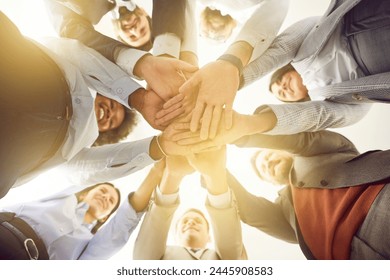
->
[99,108,104,120]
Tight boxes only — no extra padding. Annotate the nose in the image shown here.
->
[186,219,196,226]
[129,26,140,37]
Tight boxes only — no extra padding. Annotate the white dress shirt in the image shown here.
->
[4,188,143,259]
[13,37,155,187]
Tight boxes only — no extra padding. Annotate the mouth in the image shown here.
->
[96,197,106,210]
[183,226,198,232]
[98,108,105,121]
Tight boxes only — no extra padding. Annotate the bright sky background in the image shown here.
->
[1,0,390,261]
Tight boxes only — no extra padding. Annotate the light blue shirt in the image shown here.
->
[4,188,143,259]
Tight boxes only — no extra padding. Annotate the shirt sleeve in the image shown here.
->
[206,188,246,260]
[241,17,319,89]
[236,0,289,58]
[41,37,142,105]
[256,101,372,135]
[79,195,144,259]
[64,137,155,185]
[133,193,179,260]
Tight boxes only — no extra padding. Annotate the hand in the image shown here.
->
[169,110,245,153]
[134,55,198,101]
[158,120,203,156]
[165,155,195,178]
[129,88,184,130]
[179,60,240,140]
[187,146,226,177]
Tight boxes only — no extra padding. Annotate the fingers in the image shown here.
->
[224,104,233,129]
[209,106,222,139]
[157,101,183,119]
[190,102,205,133]
[162,93,184,109]
[175,60,199,73]
[155,106,185,127]
[199,105,213,140]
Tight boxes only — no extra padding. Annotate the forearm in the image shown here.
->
[236,0,289,61]
[133,200,178,259]
[129,167,162,212]
[235,109,277,136]
[241,17,319,88]
[260,101,371,135]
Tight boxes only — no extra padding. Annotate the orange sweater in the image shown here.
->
[292,183,384,259]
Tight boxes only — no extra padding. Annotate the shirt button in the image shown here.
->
[116,88,124,95]
[75,98,81,104]
[320,180,329,186]
[137,156,144,163]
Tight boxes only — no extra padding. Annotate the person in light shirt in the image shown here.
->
[133,148,247,260]
[0,12,195,198]
[0,160,165,260]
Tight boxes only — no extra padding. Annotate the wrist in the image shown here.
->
[217,54,243,78]
[149,136,165,160]
[129,88,145,111]
[133,54,153,79]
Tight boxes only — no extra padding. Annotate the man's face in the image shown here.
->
[270,71,309,102]
[199,12,235,43]
[82,184,119,221]
[117,7,151,47]
[255,150,293,185]
[176,211,210,249]
[94,94,125,132]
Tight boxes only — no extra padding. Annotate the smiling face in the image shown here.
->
[270,71,309,102]
[117,7,151,48]
[254,150,293,186]
[82,183,119,223]
[176,210,210,249]
[94,94,125,132]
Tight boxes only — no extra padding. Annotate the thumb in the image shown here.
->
[175,60,199,74]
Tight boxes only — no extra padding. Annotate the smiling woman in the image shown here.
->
[0,183,121,259]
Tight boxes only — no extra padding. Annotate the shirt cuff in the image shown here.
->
[207,190,231,209]
[116,48,148,79]
[153,33,181,58]
[155,186,179,206]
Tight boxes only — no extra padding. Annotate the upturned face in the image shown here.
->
[117,7,151,47]
[94,94,125,132]
[176,211,210,249]
[82,183,119,222]
[270,71,309,102]
[255,150,293,185]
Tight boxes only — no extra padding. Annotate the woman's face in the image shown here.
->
[94,95,125,132]
[82,184,119,221]
[270,71,309,102]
